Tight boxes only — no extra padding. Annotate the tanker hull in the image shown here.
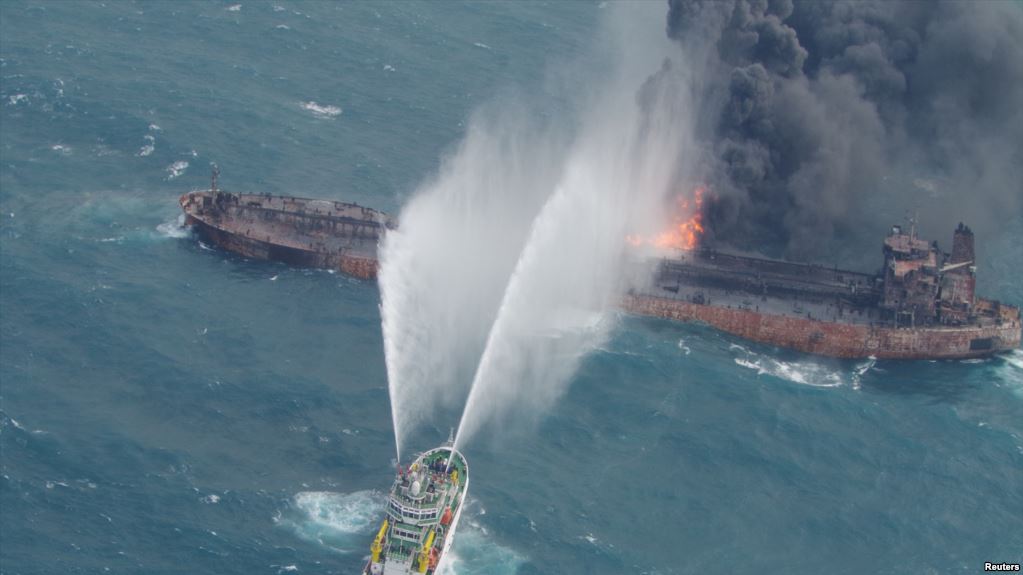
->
[622,294,1021,360]
[180,187,390,280]
[178,182,1021,359]
[186,215,379,279]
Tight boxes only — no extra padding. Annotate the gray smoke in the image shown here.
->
[666,0,1023,259]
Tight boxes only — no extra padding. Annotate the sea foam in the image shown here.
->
[301,101,342,118]
[156,214,189,239]
[732,348,873,389]
[286,490,385,551]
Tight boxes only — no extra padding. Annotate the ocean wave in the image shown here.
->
[732,350,872,389]
[156,214,189,239]
[997,349,1023,396]
[165,160,189,180]
[301,101,342,118]
[137,134,155,157]
[282,490,385,553]
[677,338,690,356]
[851,356,876,390]
[733,356,841,387]
[1000,349,1023,371]
[436,519,524,575]
[294,490,382,533]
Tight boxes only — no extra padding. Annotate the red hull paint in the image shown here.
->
[622,294,1021,359]
[185,215,379,280]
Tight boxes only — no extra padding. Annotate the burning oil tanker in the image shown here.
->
[178,174,1020,360]
[623,221,1020,359]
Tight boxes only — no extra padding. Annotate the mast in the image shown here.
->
[210,164,220,199]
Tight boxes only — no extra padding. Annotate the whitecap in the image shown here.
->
[294,491,382,533]
[301,101,342,118]
[165,160,189,180]
[435,520,523,575]
[283,490,385,552]
[473,42,492,50]
[156,214,189,239]
[7,94,27,105]
[51,144,71,154]
[851,356,875,391]
[677,338,690,356]
[275,24,290,30]
[1002,349,1023,371]
[996,349,1023,395]
[137,135,156,157]
[734,356,845,388]
[227,4,241,12]
[383,64,395,72]
[202,493,221,504]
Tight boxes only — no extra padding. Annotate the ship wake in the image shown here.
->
[997,349,1023,397]
[435,501,524,575]
[279,489,523,573]
[278,490,386,554]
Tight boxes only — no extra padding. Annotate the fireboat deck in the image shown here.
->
[365,446,468,575]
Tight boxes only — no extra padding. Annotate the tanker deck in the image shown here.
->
[623,224,1021,359]
[179,171,393,279]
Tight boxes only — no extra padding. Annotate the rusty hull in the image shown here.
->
[180,190,389,280]
[178,188,1021,359]
[621,294,1021,359]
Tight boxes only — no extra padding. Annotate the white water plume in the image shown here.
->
[455,25,698,448]
[380,3,701,457]
[379,106,566,460]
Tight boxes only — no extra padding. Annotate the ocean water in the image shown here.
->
[2,2,1022,575]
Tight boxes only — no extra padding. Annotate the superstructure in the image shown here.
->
[364,442,468,575]
[622,222,1020,359]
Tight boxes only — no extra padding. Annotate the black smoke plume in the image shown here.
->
[665,0,1023,260]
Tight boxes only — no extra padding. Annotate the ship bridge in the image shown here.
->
[369,447,468,575]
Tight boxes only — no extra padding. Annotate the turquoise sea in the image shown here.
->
[2,2,1022,574]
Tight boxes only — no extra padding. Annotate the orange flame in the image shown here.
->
[627,186,707,251]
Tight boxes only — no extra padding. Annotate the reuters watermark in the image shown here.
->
[984,563,1021,572]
